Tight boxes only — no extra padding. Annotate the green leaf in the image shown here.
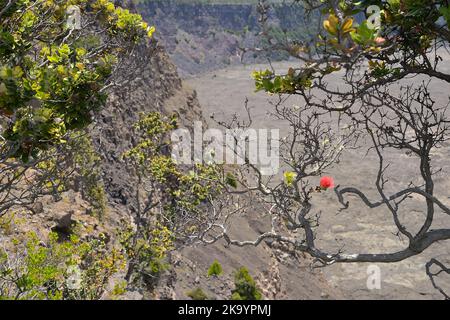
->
[284,171,297,186]
[225,173,238,188]
[350,21,376,45]
[439,6,450,27]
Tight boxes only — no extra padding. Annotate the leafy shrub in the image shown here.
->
[0,212,17,235]
[0,231,125,300]
[118,221,174,287]
[231,267,262,300]
[207,260,223,277]
[121,112,223,287]
[111,280,128,300]
[187,288,209,300]
[0,0,153,162]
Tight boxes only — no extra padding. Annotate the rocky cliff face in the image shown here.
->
[136,0,312,77]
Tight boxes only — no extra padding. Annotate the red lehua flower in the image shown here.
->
[320,176,335,189]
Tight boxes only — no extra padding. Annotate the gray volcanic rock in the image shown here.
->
[136,1,316,77]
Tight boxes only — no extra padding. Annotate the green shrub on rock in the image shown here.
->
[231,267,262,300]
[187,287,209,300]
[207,260,223,277]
